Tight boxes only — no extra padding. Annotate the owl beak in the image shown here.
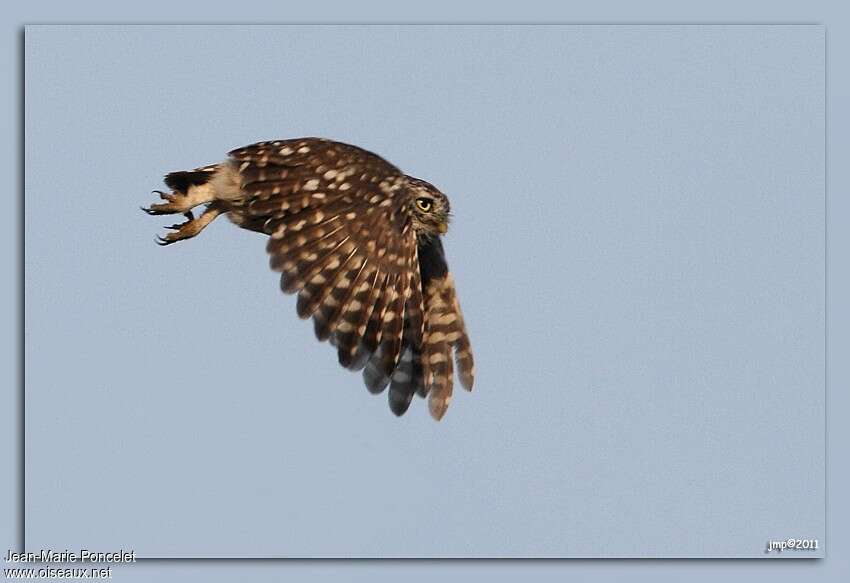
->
[438,222,448,234]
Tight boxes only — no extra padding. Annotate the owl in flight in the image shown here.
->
[143,138,474,420]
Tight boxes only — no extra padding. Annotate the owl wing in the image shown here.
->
[416,237,475,420]
[229,138,429,409]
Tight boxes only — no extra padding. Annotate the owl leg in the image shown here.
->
[155,202,225,246]
[141,186,214,216]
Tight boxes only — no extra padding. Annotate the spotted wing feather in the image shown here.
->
[229,138,424,407]
[418,237,475,420]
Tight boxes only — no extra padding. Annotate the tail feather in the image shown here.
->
[163,165,219,194]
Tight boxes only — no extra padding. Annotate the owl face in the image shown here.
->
[406,176,451,237]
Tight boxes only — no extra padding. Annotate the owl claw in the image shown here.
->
[156,221,196,246]
[152,202,225,246]
[142,190,194,215]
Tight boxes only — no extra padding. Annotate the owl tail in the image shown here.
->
[163,166,219,194]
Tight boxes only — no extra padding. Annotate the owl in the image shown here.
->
[143,138,474,420]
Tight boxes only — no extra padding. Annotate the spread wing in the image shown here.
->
[229,139,425,403]
[228,138,473,419]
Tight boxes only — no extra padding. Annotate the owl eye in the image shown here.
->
[415,198,433,212]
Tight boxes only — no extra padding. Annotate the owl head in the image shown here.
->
[405,176,451,237]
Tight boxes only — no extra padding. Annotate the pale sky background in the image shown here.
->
[24,24,823,557]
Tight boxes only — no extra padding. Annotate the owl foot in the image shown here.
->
[142,181,218,216]
[155,203,224,246]
[142,190,194,215]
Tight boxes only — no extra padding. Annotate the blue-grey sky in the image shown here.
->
[25,25,823,557]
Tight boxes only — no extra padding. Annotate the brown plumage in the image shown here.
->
[143,138,474,420]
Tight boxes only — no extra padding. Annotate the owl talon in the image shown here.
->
[153,202,224,246]
[152,190,177,204]
[143,190,197,215]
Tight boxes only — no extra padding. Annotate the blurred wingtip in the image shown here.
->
[428,397,449,421]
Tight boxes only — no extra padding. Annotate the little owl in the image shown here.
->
[143,138,474,420]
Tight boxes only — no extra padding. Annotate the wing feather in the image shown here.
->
[228,138,472,418]
[313,254,369,342]
[417,238,475,419]
[335,265,381,369]
[378,268,406,376]
[388,340,416,415]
